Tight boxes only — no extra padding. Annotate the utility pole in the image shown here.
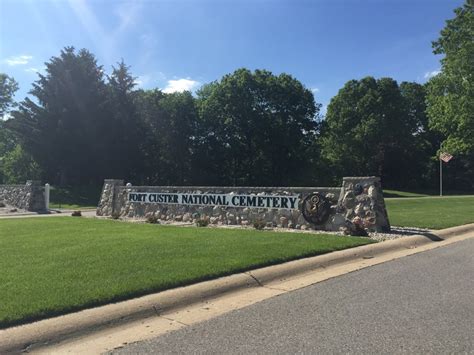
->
[439,144,453,197]
[439,146,443,197]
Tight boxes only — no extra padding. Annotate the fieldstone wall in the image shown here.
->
[338,177,391,233]
[96,179,124,217]
[97,177,391,233]
[0,180,46,212]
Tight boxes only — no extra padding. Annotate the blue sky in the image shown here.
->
[0,0,464,113]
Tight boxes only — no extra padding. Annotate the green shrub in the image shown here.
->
[146,214,160,224]
[111,212,121,220]
[253,219,266,230]
[1,145,42,184]
[196,218,209,227]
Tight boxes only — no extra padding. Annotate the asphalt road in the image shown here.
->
[113,238,474,354]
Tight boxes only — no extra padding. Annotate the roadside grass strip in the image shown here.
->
[386,196,474,229]
[0,218,372,329]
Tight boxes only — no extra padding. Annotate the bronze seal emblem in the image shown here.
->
[301,192,331,225]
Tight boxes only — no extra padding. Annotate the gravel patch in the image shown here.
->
[0,203,25,215]
[367,226,431,241]
[268,225,430,242]
[102,217,429,242]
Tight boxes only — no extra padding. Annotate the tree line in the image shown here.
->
[0,3,472,191]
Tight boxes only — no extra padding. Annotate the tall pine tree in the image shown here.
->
[8,47,110,185]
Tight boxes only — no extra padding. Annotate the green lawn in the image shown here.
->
[386,195,474,229]
[0,217,372,328]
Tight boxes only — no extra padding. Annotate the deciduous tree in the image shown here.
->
[135,89,197,185]
[195,69,319,186]
[1,145,42,184]
[426,3,474,154]
[321,77,428,188]
[0,73,18,117]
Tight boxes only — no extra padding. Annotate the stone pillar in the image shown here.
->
[44,183,50,210]
[25,180,46,212]
[338,176,390,232]
[96,179,124,216]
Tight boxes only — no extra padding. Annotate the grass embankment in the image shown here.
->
[386,195,474,229]
[0,217,372,328]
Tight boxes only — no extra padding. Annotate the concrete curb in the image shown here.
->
[1,223,473,353]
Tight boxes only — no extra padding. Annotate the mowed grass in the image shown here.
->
[0,217,372,328]
[386,195,474,229]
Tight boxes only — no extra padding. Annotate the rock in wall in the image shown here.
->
[337,176,391,232]
[96,179,124,216]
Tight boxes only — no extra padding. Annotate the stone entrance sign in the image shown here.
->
[97,176,391,233]
[128,192,299,210]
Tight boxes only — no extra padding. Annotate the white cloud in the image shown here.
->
[4,55,33,66]
[115,1,143,32]
[25,67,42,73]
[311,87,320,94]
[156,71,166,81]
[163,78,200,93]
[67,0,143,65]
[134,75,150,88]
[139,32,158,47]
[67,0,113,63]
[133,72,167,89]
[424,70,441,79]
